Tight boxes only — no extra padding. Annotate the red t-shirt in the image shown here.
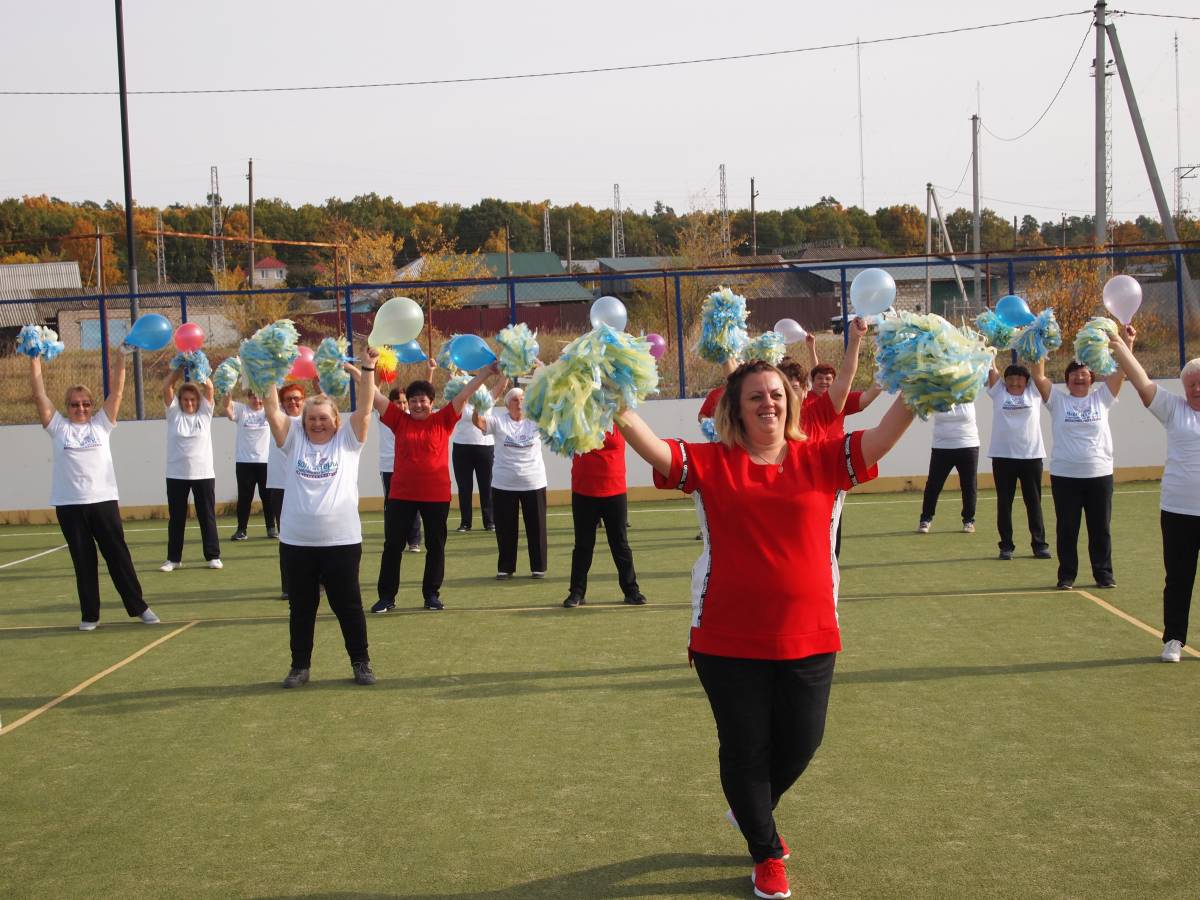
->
[698,387,725,419]
[381,403,458,502]
[572,429,627,498]
[802,390,863,442]
[652,433,877,660]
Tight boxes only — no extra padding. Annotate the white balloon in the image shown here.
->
[849,268,897,318]
[774,318,808,344]
[1102,275,1142,325]
[590,295,628,331]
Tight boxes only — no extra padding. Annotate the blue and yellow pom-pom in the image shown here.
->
[974,310,1016,350]
[443,373,493,414]
[1073,317,1120,376]
[170,349,212,383]
[743,331,786,366]
[874,312,994,419]
[239,319,300,395]
[696,286,749,364]
[315,336,353,398]
[16,324,65,361]
[495,322,540,378]
[212,356,242,395]
[1011,308,1062,362]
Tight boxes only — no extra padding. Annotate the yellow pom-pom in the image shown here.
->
[376,345,398,384]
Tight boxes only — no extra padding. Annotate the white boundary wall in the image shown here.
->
[1,380,1180,514]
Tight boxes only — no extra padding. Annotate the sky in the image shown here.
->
[1,1,1198,224]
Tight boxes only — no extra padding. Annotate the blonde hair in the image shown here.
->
[64,384,95,408]
[714,361,805,448]
[302,395,341,432]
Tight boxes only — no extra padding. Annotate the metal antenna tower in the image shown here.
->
[1104,59,1114,230]
[154,209,166,286]
[209,165,226,278]
[611,184,625,258]
[543,202,552,252]
[718,164,730,257]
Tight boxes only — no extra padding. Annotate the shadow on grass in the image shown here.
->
[836,655,1152,685]
[252,852,749,899]
[839,555,1020,570]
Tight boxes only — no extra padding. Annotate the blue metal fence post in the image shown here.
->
[673,276,686,399]
[99,295,111,397]
[507,279,518,326]
[344,284,357,412]
[840,267,849,349]
[1175,251,1186,371]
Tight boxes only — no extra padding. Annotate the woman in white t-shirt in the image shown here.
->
[223,389,272,542]
[1033,327,1134,591]
[30,347,160,631]
[986,359,1051,561]
[161,369,221,572]
[1110,337,1200,663]
[265,383,306,599]
[262,346,378,688]
[473,387,548,578]
[918,403,980,534]
[451,391,496,533]
[377,387,421,552]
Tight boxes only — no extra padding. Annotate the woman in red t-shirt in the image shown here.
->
[617,360,914,900]
[562,428,645,608]
[370,362,497,612]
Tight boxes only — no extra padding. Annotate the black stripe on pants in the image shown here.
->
[569,492,639,599]
[165,477,221,562]
[380,472,422,546]
[1050,474,1113,584]
[492,487,547,575]
[55,500,147,623]
[377,499,449,602]
[921,446,980,524]
[234,462,271,533]
[991,457,1048,553]
[279,542,369,669]
[692,651,835,864]
[1161,510,1200,646]
[452,443,494,530]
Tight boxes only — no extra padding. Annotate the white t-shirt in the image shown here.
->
[45,410,120,506]
[480,410,546,491]
[278,422,364,547]
[165,395,215,479]
[1148,387,1200,516]
[987,380,1046,460]
[931,403,979,450]
[376,409,395,473]
[230,401,271,464]
[266,415,301,489]
[451,405,495,447]
[1045,385,1117,479]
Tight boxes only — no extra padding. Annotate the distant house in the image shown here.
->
[254,256,288,285]
[0,261,82,330]
[798,255,979,318]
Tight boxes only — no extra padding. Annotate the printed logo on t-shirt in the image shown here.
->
[1001,395,1031,412]
[1062,400,1101,423]
[295,451,339,480]
[62,427,102,451]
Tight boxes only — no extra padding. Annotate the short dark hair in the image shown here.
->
[811,363,837,379]
[778,360,809,386]
[1064,360,1094,383]
[1003,364,1031,382]
[387,387,404,402]
[405,380,435,401]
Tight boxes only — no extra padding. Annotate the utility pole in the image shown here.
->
[750,178,759,257]
[1062,214,1067,248]
[856,38,866,210]
[566,219,573,272]
[210,166,226,278]
[542,202,551,253]
[971,114,981,306]
[718,164,730,257]
[247,158,255,288]
[611,184,625,258]
[925,183,933,308]
[114,0,143,418]
[154,210,166,286]
[1094,1,1108,246]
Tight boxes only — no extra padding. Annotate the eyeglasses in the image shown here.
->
[68,401,93,409]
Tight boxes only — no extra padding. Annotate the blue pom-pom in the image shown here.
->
[874,312,994,419]
[239,320,300,395]
[1011,308,1062,363]
[696,287,749,364]
[974,310,1015,350]
[16,324,65,361]
[700,417,718,442]
[1073,317,1119,376]
[495,322,540,377]
[170,349,212,383]
[212,357,242,395]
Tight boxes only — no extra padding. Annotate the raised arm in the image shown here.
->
[347,345,378,442]
[1109,331,1156,408]
[1104,325,1135,397]
[450,362,498,416]
[987,358,1001,388]
[201,377,215,405]
[804,332,818,368]
[222,393,237,421]
[261,385,292,447]
[858,383,884,410]
[721,356,740,376]
[103,345,127,422]
[860,394,917,469]
[828,318,867,414]
[1031,358,1051,403]
[163,367,183,406]
[614,408,672,479]
[29,356,54,428]
[472,411,490,434]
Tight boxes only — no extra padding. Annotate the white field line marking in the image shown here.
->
[0,620,199,737]
[1072,588,1200,658]
[0,489,1164,538]
[0,544,67,569]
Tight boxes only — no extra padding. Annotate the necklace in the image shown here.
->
[747,444,785,473]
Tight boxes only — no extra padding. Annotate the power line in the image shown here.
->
[1,10,1092,97]
[931,182,1161,217]
[980,22,1093,142]
[1111,10,1200,22]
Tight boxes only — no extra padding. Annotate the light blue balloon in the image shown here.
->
[995,294,1035,328]
[123,313,173,351]
[395,340,428,364]
[589,295,628,331]
[849,268,896,318]
[448,333,497,371]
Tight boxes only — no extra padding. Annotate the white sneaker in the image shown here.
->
[207,558,224,570]
[79,620,98,631]
[1161,639,1183,663]
[159,561,180,572]
[962,521,975,533]
[917,521,931,534]
[140,609,160,625]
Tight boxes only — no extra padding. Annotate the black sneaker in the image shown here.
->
[483,524,495,532]
[1056,580,1074,590]
[267,528,279,539]
[282,667,309,689]
[231,530,248,542]
[562,595,586,608]
[1097,578,1117,589]
[455,525,471,533]
[998,549,1014,560]
[370,599,396,613]
[351,661,376,685]
[623,593,648,606]
[424,595,444,611]
[1034,548,1053,559]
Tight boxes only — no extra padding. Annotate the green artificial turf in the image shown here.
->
[1,485,1198,899]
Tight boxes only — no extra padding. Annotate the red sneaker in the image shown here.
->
[725,809,790,860]
[751,857,791,899]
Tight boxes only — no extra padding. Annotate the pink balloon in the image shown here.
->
[646,333,667,359]
[174,322,205,352]
[290,345,317,380]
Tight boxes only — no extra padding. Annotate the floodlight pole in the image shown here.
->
[114,0,143,418]
[1094,1,1108,247]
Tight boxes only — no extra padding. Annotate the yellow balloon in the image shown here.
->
[369,296,424,347]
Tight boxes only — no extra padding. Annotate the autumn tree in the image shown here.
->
[404,224,490,311]
[1024,251,1106,362]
